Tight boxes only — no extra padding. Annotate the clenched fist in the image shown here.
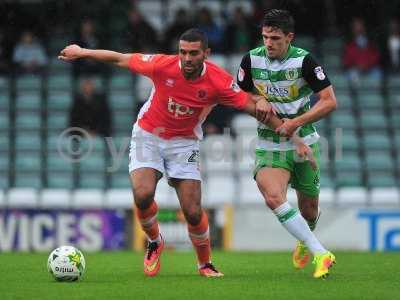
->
[58,44,85,61]
[254,97,276,124]
[295,143,317,170]
[275,118,300,137]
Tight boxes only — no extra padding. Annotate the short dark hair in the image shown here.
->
[262,9,295,34]
[179,28,209,49]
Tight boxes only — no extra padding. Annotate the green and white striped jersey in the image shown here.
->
[237,44,331,151]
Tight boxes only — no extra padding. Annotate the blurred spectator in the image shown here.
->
[124,8,159,52]
[0,29,11,74]
[388,19,400,71]
[69,78,112,137]
[12,31,48,75]
[343,18,382,86]
[73,19,104,76]
[251,0,280,25]
[196,7,224,53]
[163,8,193,53]
[223,7,256,54]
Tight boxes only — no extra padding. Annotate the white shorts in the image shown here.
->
[128,124,201,181]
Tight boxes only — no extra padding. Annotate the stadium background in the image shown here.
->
[0,0,400,255]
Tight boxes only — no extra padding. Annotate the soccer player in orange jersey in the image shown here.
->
[59,28,313,278]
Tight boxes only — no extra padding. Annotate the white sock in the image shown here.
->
[273,202,327,255]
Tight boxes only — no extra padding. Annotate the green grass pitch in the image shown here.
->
[1,251,399,300]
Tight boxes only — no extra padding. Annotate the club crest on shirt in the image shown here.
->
[197,89,207,99]
[285,68,298,80]
[314,66,326,80]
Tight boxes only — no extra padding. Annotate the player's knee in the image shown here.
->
[264,191,284,209]
[133,186,155,209]
[183,206,202,226]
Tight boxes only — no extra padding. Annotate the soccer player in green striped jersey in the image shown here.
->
[237,9,337,279]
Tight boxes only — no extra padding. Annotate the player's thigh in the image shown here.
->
[128,124,165,175]
[171,178,202,225]
[291,143,321,200]
[254,149,292,206]
[163,139,201,181]
[129,168,160,208]
[130,167,161,193]
[255,167,291,207]
[128,127,164,207]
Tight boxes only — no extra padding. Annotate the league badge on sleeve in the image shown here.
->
[141,54,154,62]
[314,66,326,80]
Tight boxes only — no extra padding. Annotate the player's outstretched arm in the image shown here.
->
[58,44,131,68]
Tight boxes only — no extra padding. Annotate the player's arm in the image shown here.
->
[241,95,280,125]
[237,53,276,122]
[276,54,337,137]
[58,44,131,68]
[242,98,316,168]
[290,86,337,128]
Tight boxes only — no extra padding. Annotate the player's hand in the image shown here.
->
[58,44,84,61]
[295,143,317,170]
[275,118,300,137]
[255,99,276,124]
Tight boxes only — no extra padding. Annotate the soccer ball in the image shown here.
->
[47,246,86,281]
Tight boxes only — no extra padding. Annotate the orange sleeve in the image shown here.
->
[128,53,164,79]
[216,74,248,110]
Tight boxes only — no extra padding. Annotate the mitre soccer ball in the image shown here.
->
[47,246,86,281]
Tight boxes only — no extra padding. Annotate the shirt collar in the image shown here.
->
[265,44,293,63]
[281,44,294,62]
